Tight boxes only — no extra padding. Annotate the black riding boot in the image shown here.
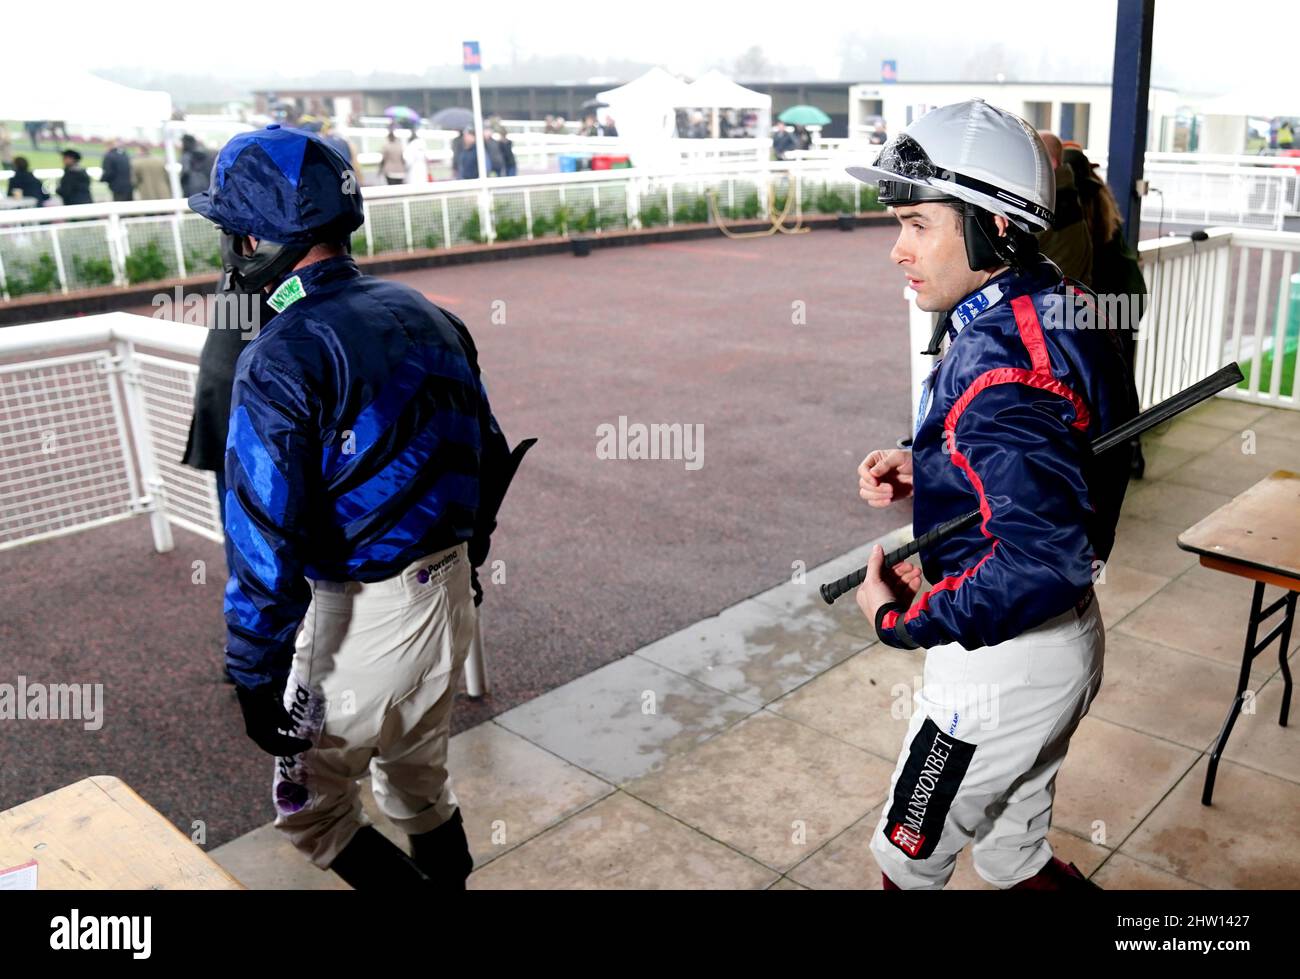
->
[408,808,473,889]
[330,826,431,889]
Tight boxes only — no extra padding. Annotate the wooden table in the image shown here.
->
[0,776,244,889]
[1178,470,1299,805]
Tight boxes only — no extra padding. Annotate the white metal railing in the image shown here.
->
[1139,228,1300,410]
[0,159,881,302]
[906,226,1300,429]
[4,129,777,209]
[0,311,499,693]
[0,312,211,552]
[1139,164,1294,231]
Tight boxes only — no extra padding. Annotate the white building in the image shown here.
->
[848,81,1186,159]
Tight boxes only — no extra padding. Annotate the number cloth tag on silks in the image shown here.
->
[273,675,327,815]
[267,274,307,313]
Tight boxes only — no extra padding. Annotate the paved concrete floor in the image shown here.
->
[0,226,913,850]
[214,398,1300,889]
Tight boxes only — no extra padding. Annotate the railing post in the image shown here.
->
[626,176,640,230]
[1268,250,1294,399]
[171,213,188,281]
[478,180,495,244]
[108,213,128,287]
[49,227,70,295]
[1204,233,1231,380]
[116,338,174,553]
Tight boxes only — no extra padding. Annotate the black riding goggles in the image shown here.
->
[872,133,1053,226]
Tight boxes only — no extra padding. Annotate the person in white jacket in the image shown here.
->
[404,128,429,184]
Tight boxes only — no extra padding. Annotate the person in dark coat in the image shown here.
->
[454,130,479,180]
[499,131,517,177]
[57,149,92,205]
[485,131,505,176]
[5,157,49,204]
[100,141,134,201]
[180,134,214,197]
[772,121,796,160]
[181,280,271,681]
[1064,145,1149,479]
[1034,131,1092,286]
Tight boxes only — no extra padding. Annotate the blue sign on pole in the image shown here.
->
[881,60,897,83]
[463,41,482,71]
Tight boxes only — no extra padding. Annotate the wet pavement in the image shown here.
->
[1,225,913,849]
[212,398,1300,889]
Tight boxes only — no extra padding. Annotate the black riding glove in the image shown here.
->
[235,683,313,757]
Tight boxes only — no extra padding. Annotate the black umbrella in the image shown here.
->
[580,99,610,112]
[429,107,474,131]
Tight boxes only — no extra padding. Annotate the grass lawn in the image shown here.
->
[2,123,161,169]
[1238,342,1297,398]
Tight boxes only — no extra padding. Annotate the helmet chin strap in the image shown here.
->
[963,204,1038,273]
[219,232,313,293]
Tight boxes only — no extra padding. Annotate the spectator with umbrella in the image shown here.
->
[428,107,474,132]
[454,129,480,180]
[404,124,429,184]
[384,105,421,126]
[380,124,406,185]
[772,121,796,160]
[778,104,831,150]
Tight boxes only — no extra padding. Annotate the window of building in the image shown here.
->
[1024,101,1053,130]
[1060,102,1091,147]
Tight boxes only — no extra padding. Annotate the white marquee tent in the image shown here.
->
[0,69,172,127]
[682,69,772,138]
[0,66,180,196]
[598,67,694,170]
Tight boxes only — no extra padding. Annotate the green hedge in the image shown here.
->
[5,255,59,296]
[125,242,170,285]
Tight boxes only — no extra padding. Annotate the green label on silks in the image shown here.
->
[267,274,307,313]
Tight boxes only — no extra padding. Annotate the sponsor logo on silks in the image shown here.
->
[273,678,326,815]
[416,550,460,584]
[949,282,1005,331]
[948,711,960,736]
[267,274,307,313]
[889,822,925,857]
[884,716,977,860]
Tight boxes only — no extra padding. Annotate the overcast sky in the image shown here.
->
[14,0,1299,100]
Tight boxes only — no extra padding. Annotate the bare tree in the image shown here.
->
[734,46,773,80]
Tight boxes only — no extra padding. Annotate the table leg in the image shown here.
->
[1203,583,1263,805]
[1277,592,1296,727]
